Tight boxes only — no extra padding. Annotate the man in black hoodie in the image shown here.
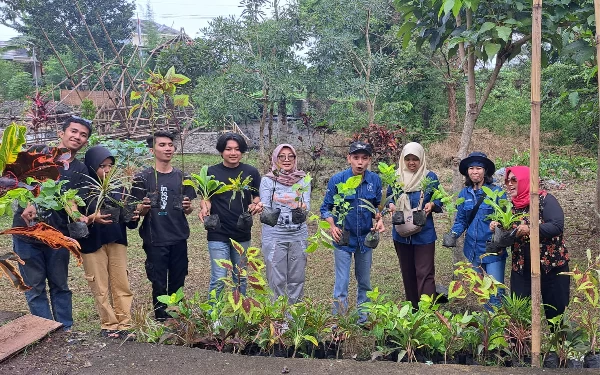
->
[80,145,139,339]
[13,116,91,331]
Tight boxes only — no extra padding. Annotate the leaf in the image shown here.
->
[318,220,331,230]
[304,335,318,346]
[495,26,511,42]
[228,290,242,311]
[305,242,318,253]
[130,91,141,100]
[0,123,27,174]
[173,94,190,107]
[568,91,579,107]
[448,281,466,299]
[230,239,245,256]
[479,22,496,33]
[1,223,82,265]
[0,252,30,291]
[484,43,501,60]
[128,103,141,118]
[440,0,455,18]
[214,259,234,271]
[246,246,261,257]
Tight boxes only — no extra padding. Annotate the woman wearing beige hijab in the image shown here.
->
[389,142,442,309]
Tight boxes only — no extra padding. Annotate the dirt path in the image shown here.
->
[1,331,597,375]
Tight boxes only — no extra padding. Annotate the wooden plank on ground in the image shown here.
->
[0,314,62,362]
[0,311,24,326]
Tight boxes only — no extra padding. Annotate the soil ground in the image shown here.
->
[1,330,598,374]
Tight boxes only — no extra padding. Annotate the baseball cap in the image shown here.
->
[348,141,373,156]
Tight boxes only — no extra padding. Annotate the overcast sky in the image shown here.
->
[0,0,272,41]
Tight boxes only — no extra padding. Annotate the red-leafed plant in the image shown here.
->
[26,92,51,132]
[352,123,405,163]
[0,252,31,291]
[1,223,83,265]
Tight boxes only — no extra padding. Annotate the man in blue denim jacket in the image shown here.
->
[320,142,384,323]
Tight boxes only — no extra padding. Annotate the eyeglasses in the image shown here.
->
[277,155,296,161]
[507,176,518,184]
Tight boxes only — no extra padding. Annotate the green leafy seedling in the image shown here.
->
[184,165,231,201]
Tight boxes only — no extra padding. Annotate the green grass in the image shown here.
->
[0,153,596,333]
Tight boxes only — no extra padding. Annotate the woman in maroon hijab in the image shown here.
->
[490,166,570,321]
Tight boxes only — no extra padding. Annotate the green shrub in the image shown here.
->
[6,72,34,100]
[495,150,597,181]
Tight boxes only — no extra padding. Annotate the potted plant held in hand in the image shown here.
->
[411,176,437,227]
[358,198,389,249]
[482,186,525,247]
[184,166,230,231]
[431,185,465,247]
[29,179,88,238]
[260,169,282,227]
[227,172,256,231]
[83,166,135,224]
[290,174,312,224]
[331,175,362,246]
[378,162,405,225]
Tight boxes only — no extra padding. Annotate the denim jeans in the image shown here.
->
[13,237,73,329]
[480,258,507,308]
[208,240,250,298]
[333,247,372,320]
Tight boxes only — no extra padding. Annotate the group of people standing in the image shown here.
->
[12,116,570,338]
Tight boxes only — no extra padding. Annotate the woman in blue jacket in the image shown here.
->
[448,152,507,307]
[389,142,442,309]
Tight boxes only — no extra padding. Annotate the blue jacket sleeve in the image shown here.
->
[320,176,337,220]
[427,172,443,212]
[451,189,468,236]
[375,176,382,208]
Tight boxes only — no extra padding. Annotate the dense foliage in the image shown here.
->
[0,0,598,154]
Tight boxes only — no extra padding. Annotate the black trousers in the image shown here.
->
[394,241,436,309]
[143,240,189,320]
[511,262,570,321]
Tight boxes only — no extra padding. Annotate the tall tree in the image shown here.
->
[301,0,396,125]
[0,0,135,60]
[143,0,161,50]
[396,0,594,191]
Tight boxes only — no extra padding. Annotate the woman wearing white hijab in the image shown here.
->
[389,142,442,309]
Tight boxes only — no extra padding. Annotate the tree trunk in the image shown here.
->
[447,82,458,132]
[259,86,269,157]
[278,98,288,133]
[268,101,274,146]
[366,98,375,125]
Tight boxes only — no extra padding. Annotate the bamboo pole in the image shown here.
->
[530,0,543,368]
[594,0,600,253]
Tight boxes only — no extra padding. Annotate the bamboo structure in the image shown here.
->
[595,0,600,252]
[14,12,197,144]
[530,0,543,368]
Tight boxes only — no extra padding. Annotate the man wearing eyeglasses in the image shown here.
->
[198,133,262,298]
[13,116,92,331]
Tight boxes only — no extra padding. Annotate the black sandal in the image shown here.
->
[117,330,136,341]
[100,329,119,338]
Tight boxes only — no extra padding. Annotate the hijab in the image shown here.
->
[264,144,306,186]
[505,166,546,209]
[396,142,430,212]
